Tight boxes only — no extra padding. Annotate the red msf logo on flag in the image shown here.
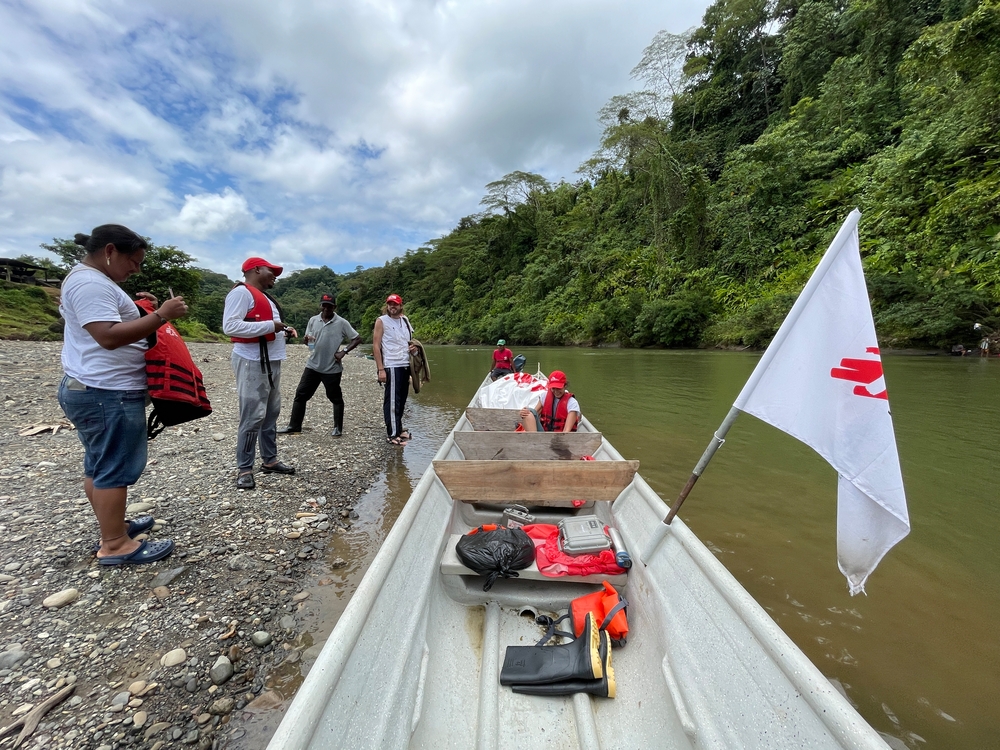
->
[831,347,887,400]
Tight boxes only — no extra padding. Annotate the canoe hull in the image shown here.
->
[268,413,889,750]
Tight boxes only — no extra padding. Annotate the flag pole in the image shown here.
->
[641,209,863,565]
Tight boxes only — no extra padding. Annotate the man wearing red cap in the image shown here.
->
[519,370,580,432]
[223,258,298,489]
[373,294,417,445]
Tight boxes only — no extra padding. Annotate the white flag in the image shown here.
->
[733,210,909,595]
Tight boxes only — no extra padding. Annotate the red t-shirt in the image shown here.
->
[492,348,513,368]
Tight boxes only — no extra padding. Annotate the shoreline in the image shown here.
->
[0,341,390,750]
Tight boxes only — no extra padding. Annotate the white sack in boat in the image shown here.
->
[473,372,548,409]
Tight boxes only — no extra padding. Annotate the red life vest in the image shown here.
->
[135,299,212,439]
[230,283,277,343]
[540,390,577,432]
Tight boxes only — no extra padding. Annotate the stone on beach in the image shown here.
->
[42,588,79,609]
[160,647,187,667]
[0,649,29,670]
[150,565,187,588]
[126,501,155,514]
[210,655,234,685]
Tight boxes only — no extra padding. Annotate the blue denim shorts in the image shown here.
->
[58,376,148,489]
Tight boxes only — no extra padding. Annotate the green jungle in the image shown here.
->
[6,0,999,349]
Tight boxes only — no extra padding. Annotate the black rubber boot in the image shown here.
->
[510,630,616,698]
[500,613,602,686]
[331,404,344,437]
[279,400,306,433]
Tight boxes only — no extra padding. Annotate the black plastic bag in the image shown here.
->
[456,525,536,591]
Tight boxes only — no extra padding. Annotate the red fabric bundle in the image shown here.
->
[522,524,626,577]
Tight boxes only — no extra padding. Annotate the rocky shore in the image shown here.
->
[0,341,389,750]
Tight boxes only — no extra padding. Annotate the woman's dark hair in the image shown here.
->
[73,224,148,256]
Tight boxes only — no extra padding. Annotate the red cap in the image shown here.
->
[320,293,336,305]
[547,370,567,388]
[242,257,283,276]
[386,294,403,305]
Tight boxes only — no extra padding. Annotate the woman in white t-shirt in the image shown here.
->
[58,225,188,566]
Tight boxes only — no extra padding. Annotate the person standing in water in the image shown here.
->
[373,294,417,445]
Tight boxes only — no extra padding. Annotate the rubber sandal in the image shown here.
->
[399,430,412,440]
[387,436,408,446]
[97,539,175,566]
[91,516,156,553]
[236,472,255,490]
[261,461,295,475]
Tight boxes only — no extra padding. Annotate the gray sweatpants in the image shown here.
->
[232,353,282,472]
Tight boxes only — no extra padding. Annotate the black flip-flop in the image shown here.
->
[387,436,408,446]
[90,516,156,553]
[97,539,175,566]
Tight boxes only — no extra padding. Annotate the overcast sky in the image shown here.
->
[1,0,709,279]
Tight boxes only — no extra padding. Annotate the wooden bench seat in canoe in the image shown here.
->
[439,533,628,586]
[464,407,523,431]
[432,459,639,507]
[453,431,603,460]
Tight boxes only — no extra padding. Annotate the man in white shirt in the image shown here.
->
[222,257,298,490]
[278,293,362,436]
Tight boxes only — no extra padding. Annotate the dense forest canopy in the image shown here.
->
[18,0,999,349]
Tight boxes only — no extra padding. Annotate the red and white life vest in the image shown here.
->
[540,390,578,432]
[229,283,277,343]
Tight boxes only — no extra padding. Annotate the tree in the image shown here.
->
[41,237,201,303]
[39,238,86,269]
[191,269,235,333]
[119,245,201,303]
[480,171,551,216]
[630,28,697,118]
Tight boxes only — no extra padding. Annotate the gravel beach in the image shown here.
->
[0,340,390,750]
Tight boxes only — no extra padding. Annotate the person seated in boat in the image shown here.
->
[490,339,515,381]
[519,370,580,432]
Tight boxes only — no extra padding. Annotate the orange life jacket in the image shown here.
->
[230,283,277,343]
[571,580,628,648]
[540,390,577,432]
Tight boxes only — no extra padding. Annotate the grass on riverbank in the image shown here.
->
[0,281,62,340]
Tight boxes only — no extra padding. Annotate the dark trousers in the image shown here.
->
[286,367,343,431]
[383,365,410,438]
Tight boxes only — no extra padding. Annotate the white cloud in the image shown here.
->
[161,188,256,239]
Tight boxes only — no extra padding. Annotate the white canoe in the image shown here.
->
[268,399,889,749]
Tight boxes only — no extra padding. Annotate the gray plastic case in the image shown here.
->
[558,515,611,555]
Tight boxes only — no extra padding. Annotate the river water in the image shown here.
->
[244,346,999,750]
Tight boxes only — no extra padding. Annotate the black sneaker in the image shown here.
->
[261,461,295,475]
